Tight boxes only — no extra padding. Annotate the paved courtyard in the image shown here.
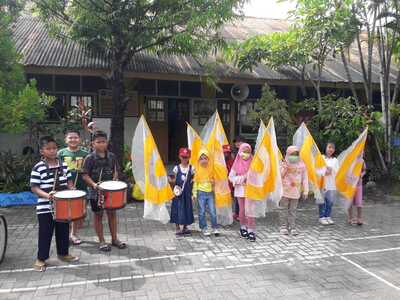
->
[1,190,400,299]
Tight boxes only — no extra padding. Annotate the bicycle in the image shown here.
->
[0,214,7,264]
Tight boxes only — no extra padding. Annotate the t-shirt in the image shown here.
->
[323,156,339,191]
[58,147,89,190]
[82,151,120,183]
[30,161,72,215]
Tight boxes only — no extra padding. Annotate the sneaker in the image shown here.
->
[291,228,299,236]
[319,217,329,225]
[57,254,79,263]
[240,228,248,238]
[247,232,256,242]
[33,259,46,272]
[202,229,211,236]
[213,229,220,237]
[280,227,289,235]
[326,217,335,225]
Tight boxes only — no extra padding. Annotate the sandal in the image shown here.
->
[111,240,127,249]
[33,259,46,272]
[99,243,111,252]
[70,235,82,245]
[357,218,363,226]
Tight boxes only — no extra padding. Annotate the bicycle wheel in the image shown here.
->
[0,215,7,264]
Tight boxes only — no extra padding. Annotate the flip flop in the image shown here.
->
[99,243,111,252]
[70,236,82,245]
[111,240,127,249]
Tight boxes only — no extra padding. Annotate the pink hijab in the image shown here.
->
[231,143,253,175]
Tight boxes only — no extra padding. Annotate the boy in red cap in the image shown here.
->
[168,147,194,236]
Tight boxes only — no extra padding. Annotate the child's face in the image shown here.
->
[326,144,335,157]
[92,137,108,152]
[287,152,299,164]
[180,155,189,164]
[65,133,80,149]
[240,148,251,160]
[235,141,242,149]
[199,155,209,167]
[40,142,58,160]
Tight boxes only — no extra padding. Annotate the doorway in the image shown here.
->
[168,99,190,162]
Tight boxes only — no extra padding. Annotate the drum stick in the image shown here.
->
[73,170,79,189]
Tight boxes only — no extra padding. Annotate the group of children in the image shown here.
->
[29,130,365,271]
[168,138,366,241]
[30,129,125,272]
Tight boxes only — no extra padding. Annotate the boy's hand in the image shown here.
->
[192,195,197,202]
[302,193,308,201]
[48,191,56,200]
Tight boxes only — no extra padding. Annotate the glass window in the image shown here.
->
[157,80,179,96]
[193,100,216,117]
[146,98,165,121]
[239,101,257,135]
[55,75,80,92]
[46,94,66,121]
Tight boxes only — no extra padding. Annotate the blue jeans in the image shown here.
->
[197,191,218,230]
[319,190,336,218]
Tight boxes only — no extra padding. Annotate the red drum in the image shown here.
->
[99,181,127,210]
[53,190,87,222]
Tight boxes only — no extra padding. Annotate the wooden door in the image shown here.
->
[145,98,169,163]
[168,99,190,162]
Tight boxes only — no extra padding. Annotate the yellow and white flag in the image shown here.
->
[293,123,326,203]
[131,116,173,224]
[336,128,368,207]
[245,118,283,217]
[187,123,203,167]
[200,111,232,225]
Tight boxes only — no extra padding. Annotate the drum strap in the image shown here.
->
[97,168,105,208]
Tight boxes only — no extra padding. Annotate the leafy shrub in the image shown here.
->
[0,151,37,193]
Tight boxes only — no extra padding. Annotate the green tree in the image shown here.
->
[249,84,295,143]
[225,0,357,112]
[33,0,245,164]
[0,0,52,135]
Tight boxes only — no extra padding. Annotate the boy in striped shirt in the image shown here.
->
[30,136,79,272]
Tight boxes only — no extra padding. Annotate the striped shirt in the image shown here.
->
[30,160,72,215]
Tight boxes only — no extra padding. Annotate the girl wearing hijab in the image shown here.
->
[192,149,219,237]
[280,146,309,236]
[229,143,256,241]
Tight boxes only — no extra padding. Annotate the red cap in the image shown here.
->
[222,144,231,153]
[179,148,191,157]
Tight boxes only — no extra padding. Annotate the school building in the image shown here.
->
[3,15,394,162]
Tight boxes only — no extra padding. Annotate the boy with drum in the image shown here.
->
[30,136,79,272]
[58,129,89,245]
[82,131,126,252]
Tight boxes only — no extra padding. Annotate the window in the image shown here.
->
[70,95,94,117]
[193,100,216,117]
[157,80,179,96]
[46,94,66,121]
[239,101,257,135]
[55,75,80,92]
[82,76,107,93]
[216,83,234,99]
[137,79,156,95]
[181,81,202,97]
[26,74,53,91]
[218,101,231,125]
[146,98,165,121]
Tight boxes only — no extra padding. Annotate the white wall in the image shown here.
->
[93,117,139,148]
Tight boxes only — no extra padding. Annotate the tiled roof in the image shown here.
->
[12,15,397,84]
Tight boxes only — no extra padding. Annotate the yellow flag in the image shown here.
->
[187,123,203,167]
[336,128,368,206]
[245,118,283,217]
[132,116,173,224]
[200,111,232,225]
[293,123,326,202]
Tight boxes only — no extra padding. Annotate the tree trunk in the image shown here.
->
[340,47,360,106]
[110,64,126,167]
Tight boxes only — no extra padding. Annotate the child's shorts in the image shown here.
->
[87,189,103,213]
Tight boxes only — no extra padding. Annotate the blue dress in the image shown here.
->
[170,165,194,225]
